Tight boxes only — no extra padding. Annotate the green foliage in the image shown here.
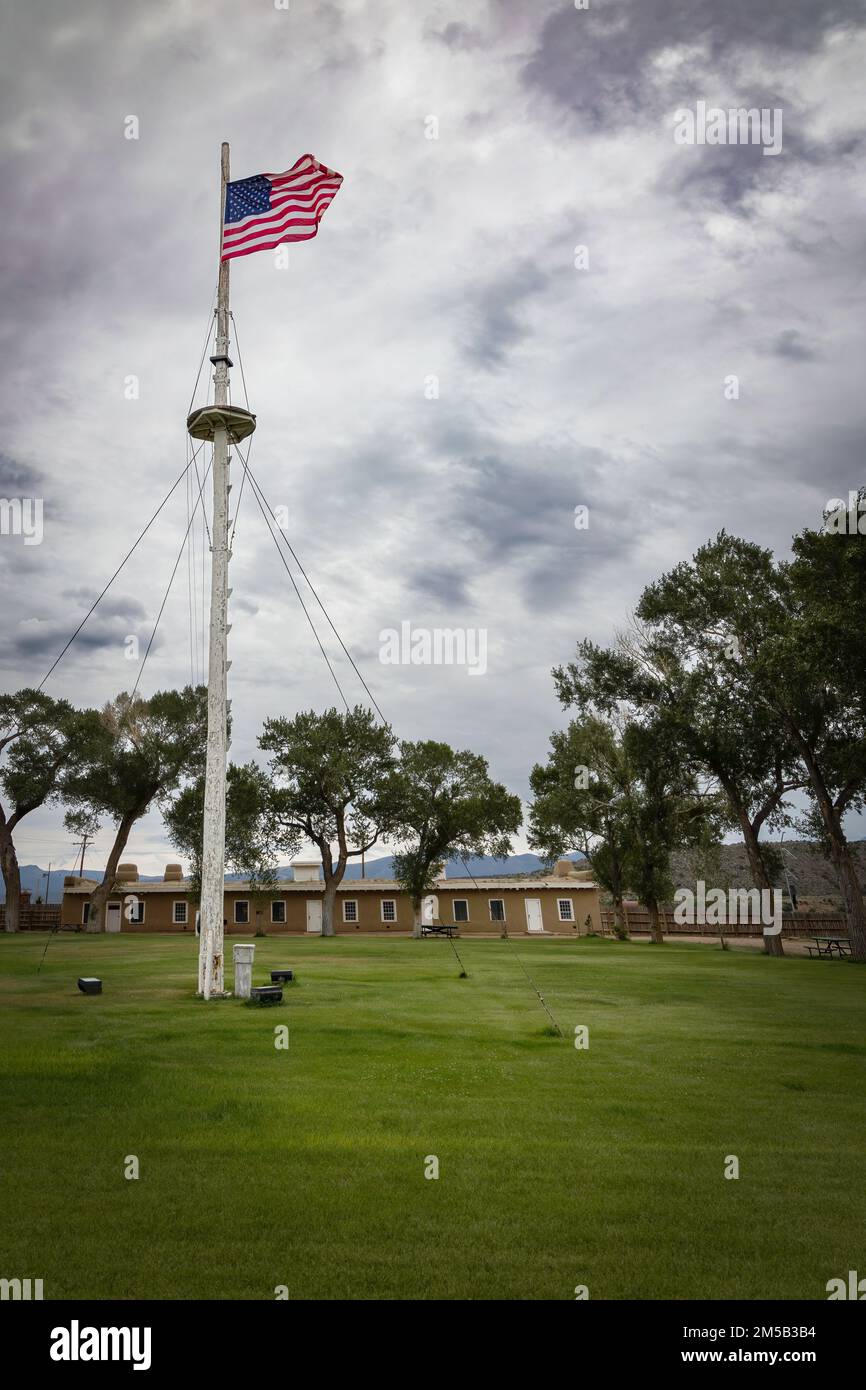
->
[63,687,209,826]
[390,740,522,911]
[61,686,209,927]
[530,706,722,938]
[163,761,284,898]
[259,705,399,878]
[0,689,98,928]
[0,689,91,828]
[635,527,866,953]
[63,805,101,845]
[260,706,400,936]
[529,714,632,911]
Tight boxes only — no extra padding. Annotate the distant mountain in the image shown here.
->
[3,852,585,901]
[669,839,866,915]
[340,852,585,880]
[10,841,866,909]
[8,842,865,910]
[3,864,167,904]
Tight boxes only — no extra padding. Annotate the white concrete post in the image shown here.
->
[232,942,255,1000]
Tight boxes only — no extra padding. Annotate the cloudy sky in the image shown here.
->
[2,0,865,875]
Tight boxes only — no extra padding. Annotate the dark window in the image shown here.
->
[453,900,469,922]
[235,901,250,924]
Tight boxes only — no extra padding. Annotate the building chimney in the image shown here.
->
[163,863,184,882]
[291,860,321,883]
[116,863,138,882]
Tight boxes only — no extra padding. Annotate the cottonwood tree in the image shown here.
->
[533,670,720,944]
[64,687,208,932]
[783,517,866,947]
[638,529,866,959]
[556,627,801,956]
[528,715,633,937]
[619,718,722,944]
[390,740,522,936]
[0,690,94,932]
[259,706,399,937]
[163,760,288,899]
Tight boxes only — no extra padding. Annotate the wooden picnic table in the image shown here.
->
[420,922,458,938]
[807,935,851,959]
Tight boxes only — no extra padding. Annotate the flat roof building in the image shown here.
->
[61,859,601,937]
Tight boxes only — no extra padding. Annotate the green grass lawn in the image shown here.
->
[0,931,864,1300]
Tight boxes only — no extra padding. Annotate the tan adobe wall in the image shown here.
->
[221,889,415,934]
[62,890,194,933]
[61,882,602,935]
[434,888,600,935]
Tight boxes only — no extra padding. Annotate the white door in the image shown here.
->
[106,903,122,933]
[306,899,323,935]
[525,898,544,934]
[422,895,439,925]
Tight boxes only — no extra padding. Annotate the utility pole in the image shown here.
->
[187,143,256,999]
[78,834,90,878]
[44,861,52,906]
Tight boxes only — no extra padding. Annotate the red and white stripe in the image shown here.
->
[220,153,343,262]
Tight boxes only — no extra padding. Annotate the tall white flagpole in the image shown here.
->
[187,142,255,998]
[200,141,232,998]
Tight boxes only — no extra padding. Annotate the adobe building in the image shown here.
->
[60,858,601,936]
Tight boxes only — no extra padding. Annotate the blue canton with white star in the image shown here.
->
[224,175,271,224]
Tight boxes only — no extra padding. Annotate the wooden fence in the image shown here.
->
[600,908,847,938]
[0,904,62,932]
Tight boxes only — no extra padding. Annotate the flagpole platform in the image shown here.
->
[187,404,257,443]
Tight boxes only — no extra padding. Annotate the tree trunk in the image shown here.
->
[733,789,783,950]
[321,877,337,937]
[612,892,628,939]
[0,828,21,933]
[318,835,348,939]
[647,896,664,944]
[86,810,137,933]
[793,741,866,961]
[412,900,422,938]
[826,823,866,962]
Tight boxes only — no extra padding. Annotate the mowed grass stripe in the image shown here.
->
[0,933,863,1299]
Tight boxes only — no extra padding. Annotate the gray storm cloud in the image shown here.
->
[1,0,865,868]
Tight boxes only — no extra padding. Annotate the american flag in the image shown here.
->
[221,154,343,262]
